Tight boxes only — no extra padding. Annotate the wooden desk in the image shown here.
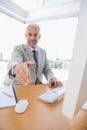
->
[0,84,87,130]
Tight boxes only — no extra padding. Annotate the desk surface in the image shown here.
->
[0,84,87,130]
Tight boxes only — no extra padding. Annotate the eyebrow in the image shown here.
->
[28,33,38,36]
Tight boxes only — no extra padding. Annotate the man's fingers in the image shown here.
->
[16,72,31,86]
[48,79,63,87]
[57,81,63,87]
[22,63,30,78]
[54,81,62,87]
[48,80,54,87]
[17,74,26,85]
[19,64,31,85]
[13,63,31,86]
[54,81,57,87]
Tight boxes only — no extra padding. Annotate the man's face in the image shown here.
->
[25,26,41,48]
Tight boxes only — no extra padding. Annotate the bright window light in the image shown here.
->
[12,0,39,11]
[45,0,77,6]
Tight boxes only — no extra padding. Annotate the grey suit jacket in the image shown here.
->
[7,43,55,86]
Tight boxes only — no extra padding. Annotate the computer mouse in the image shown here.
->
[15,99,29,113]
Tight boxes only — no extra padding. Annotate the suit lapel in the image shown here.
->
[23,43,33,61]
[22,43,36,72]
[37,47,41,76]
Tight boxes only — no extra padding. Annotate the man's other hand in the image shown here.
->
[48,79,63,87]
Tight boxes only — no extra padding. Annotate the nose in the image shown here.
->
[30,35,35,40]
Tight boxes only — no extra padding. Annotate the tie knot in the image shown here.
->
[32,50,36,53]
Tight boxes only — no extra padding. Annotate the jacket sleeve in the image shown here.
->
[7,45,24,72]
[43,51,56,81]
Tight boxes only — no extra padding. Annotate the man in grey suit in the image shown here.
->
[6,23,62,87]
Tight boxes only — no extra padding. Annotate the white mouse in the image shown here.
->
[15,99,29,113]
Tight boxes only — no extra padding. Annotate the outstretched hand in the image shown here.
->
[13,61,36,86]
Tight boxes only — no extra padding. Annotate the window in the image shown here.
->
[0,12,78,86]
[37,17,78,81]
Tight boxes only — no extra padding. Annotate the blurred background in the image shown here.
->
[0,0,80,87]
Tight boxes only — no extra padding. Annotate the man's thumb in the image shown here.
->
[26,61,36,67]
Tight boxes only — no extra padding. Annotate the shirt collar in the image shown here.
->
[28,44,37,52]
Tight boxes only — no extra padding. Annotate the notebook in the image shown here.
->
[38,81,67,103]
[0,86,17,108]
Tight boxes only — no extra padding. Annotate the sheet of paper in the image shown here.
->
[0,86,17,108]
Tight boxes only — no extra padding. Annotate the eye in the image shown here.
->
[34,33,37,37]
[28,33,32,36]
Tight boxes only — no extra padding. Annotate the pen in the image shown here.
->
[2,92,13,98]
[12,87,18,103]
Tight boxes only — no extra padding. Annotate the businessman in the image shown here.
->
[6,23,62,87]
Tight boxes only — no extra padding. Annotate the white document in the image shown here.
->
[0,86,17,108]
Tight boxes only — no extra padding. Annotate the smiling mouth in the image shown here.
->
[30,40,36,43]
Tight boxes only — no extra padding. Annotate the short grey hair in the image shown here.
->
[26,23,40,33]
